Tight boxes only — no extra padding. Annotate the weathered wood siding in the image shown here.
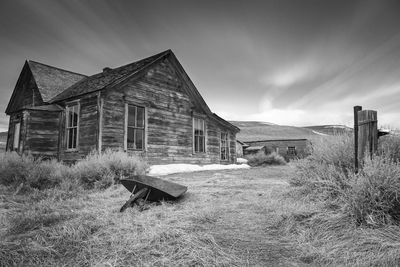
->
[58,93,99,162]
[101,58,236,164]
[25,110,60,157]
[7,67,43,114]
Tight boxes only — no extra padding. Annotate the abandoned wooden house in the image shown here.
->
[5,50,239,164]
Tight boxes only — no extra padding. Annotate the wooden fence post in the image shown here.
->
[357,109,378,167]
[354,106,362,173]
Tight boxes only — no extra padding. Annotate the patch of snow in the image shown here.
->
[324,125,346,129]
[312,130,328,136]
[237,158,248,164]
[149,163,250,176]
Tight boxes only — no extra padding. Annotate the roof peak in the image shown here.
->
[27,60,88,77]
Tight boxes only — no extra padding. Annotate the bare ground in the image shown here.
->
[163,165,308,266]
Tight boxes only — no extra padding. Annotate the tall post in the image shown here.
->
[354,106,362,173]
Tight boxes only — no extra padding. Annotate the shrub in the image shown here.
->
[73,149,148,189]
[0,152,35,186]
[0,149,148,191]
[245,151,286,166]
[308,134,354,171]
[345,155,400,225]
[378,135,400,162]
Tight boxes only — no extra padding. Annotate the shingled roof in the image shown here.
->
[50,50,170,102]
[28,61,87,102]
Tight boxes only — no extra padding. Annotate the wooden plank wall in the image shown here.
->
[25,110,60,157]
[8,69,43,114]
[102,58,236,164]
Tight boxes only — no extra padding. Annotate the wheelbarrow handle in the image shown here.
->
[120,187,148,212]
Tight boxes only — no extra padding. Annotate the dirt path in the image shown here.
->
[165,165,307,266]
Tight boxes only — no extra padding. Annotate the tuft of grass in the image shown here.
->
[245,151,286,167]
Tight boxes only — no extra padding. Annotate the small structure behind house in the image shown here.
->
[236,140,249,158]
[243,138,310,160]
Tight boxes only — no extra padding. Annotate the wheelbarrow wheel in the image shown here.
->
[120,187,148,212]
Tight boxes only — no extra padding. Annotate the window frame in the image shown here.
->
[287,146,296,155]
[65,102,80,151]
[220,132,229,161]
[125,103,146,151]
[193,117,206,153]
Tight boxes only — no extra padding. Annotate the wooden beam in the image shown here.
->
[354,105,362,173]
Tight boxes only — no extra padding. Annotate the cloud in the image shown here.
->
[259,60,315,88]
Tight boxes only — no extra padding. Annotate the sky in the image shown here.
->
[1,0,400,131]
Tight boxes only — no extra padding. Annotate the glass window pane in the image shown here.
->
[195,136,199,152]
[73,110,78,127]
[13,122,20,150]
[68,129,73,149]
[128,106,136,127]
[68,108,72,127]
[137,107,144,128]
[199,136,204,152]
[127,127,135,149]
[73,128,77,148]
[135,129,143,150]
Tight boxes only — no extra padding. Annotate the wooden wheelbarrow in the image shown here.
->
[119,175,188,212]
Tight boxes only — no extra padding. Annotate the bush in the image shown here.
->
[378,135,400,162]
[0,152,35,186]
[245,151,286,166]
[346,155,400,225]
[309,134,354,171]
[74,149,148,189]
[0,149,148,191]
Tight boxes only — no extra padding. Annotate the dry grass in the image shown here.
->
[0,165,310,266]
[284,134,400,266]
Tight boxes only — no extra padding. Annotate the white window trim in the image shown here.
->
[65,101,80,151]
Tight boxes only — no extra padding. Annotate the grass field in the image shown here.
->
[1,165,316,266]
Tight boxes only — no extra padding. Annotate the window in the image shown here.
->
[13,122,20,151]
[127,105,145,150]
[220,132,229,160]
[66,104,79,150]
[193,117,205,153]
[287,146,296,155]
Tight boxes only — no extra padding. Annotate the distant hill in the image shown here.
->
[230,121,319,142]
[303,125,353,135]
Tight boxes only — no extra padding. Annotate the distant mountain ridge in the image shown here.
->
[303,125,353,135]
[230,121,351,142]
[230,121,319,142]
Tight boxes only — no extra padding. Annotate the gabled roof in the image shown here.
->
[49,49,239,132]
[27,61,87,102]
[50,50,170,102]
